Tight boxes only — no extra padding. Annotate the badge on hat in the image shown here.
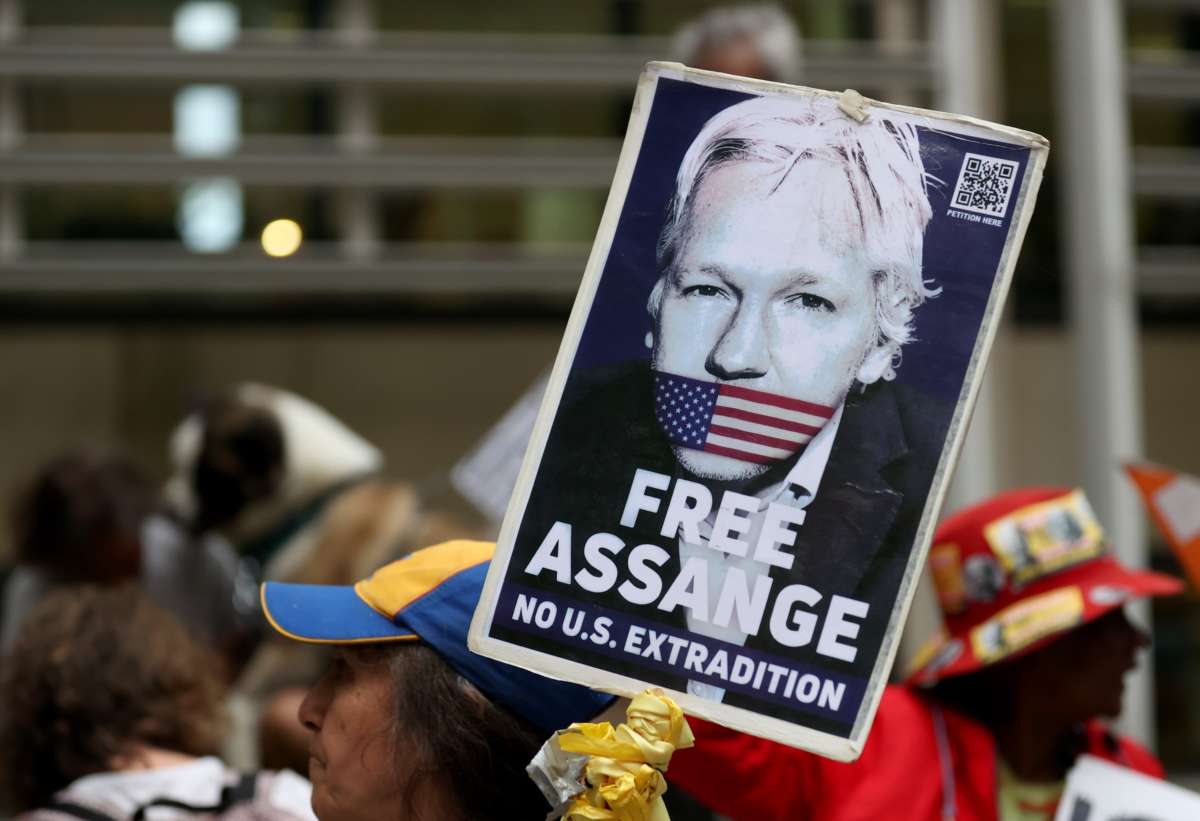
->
[969,586,1085,665]
[983,489,1105,586]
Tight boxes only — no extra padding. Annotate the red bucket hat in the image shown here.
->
[908,486,1182,686]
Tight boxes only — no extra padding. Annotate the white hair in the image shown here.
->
[649,95,940,382]
[671,4,802,83]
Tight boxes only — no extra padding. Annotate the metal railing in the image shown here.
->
[1127,44,1200,293]
[0,135,622,188]
[0,240,589,297]
[0,23,940,300]
[0,28,934,91]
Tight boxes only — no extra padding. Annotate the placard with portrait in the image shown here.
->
[470,62,1048,760]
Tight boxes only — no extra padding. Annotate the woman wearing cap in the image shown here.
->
[260,539,618,821]
[664,487,1182,821]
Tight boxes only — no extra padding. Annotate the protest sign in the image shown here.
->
[469,62,1048,760]
[1055,755,1200,821]
[452,372,550,526]
[1125,463,1200,590]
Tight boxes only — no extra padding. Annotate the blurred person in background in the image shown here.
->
[1,447,250,659]
[166,383,385,587]
[259,539,616,821]
[671,3,802,83]
[666,487,1182,821]
[168,383,483,768]
[0,584,314,821]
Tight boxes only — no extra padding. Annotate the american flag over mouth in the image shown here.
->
[653,371,836,465]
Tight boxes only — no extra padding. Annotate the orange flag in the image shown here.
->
[1125,463,1200,590]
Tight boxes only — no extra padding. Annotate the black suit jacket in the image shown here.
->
[500,364,950,734]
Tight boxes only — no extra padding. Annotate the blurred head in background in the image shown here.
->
[0,584,224,812]
[10,447,153,583]
[166,383,382,546]
[671,3,802,83]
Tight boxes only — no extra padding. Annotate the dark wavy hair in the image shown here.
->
[357,643,549,821]
[11,448,154,582]
[0,585,225,811]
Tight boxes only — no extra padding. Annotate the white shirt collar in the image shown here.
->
[772,402,844,507]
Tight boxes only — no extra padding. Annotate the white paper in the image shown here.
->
[452,372,550,524]
[1054,755,1200,821]
[1154,473,1200,544]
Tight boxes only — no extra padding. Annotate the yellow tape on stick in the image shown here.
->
[557,690,695,821]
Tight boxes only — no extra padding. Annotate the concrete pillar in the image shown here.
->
[334,0,380,260]
[1052,0,1153,748]
[876,0,920,107]
[931,0,1005,515]
[892,0,1006,679]
[0,0,22,262]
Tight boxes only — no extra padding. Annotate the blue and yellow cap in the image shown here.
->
[261,540,614,733]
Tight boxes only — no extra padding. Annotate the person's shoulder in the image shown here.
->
[14,809,95,821]
[837,381,951,487]
[883,381,952,447]
[548,362,656,449]
[259,769,318,821]
[847,380,952,471]
[866,686,994,756]
[559,362,651,414]
[1083,721,1166,779]
[868,685,940,740]
[905,379,952,422]
[877,683,931,717]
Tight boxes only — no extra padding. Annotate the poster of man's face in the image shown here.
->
[647,94,935,485]
[471,64,1047,759]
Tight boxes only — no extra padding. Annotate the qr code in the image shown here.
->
[950,153,1019,218]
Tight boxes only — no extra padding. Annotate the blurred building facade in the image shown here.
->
[0,0,1198,778]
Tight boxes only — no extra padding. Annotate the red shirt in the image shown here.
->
[668,686,1163,821]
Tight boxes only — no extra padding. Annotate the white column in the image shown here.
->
[888,0,1006,681]
[875,0,920,107]
[931,0,1002,119]
[0,0,18,34]
[0,0,22,262]
[931,0,1005,514]
[335,0,380,260]
[173,2,243,253]
[894,0,1004,678]
[1052,0,1153,747]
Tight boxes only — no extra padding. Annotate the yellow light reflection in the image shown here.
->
[261,218,303,257]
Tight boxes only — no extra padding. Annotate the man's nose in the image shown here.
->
[705,303,769,380]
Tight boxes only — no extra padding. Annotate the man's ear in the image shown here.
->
[855,343,895,386]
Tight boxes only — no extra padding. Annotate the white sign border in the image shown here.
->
[469,61,1049,762]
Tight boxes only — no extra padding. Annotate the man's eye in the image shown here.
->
[790,293,835,312]
[681,284,727,298]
